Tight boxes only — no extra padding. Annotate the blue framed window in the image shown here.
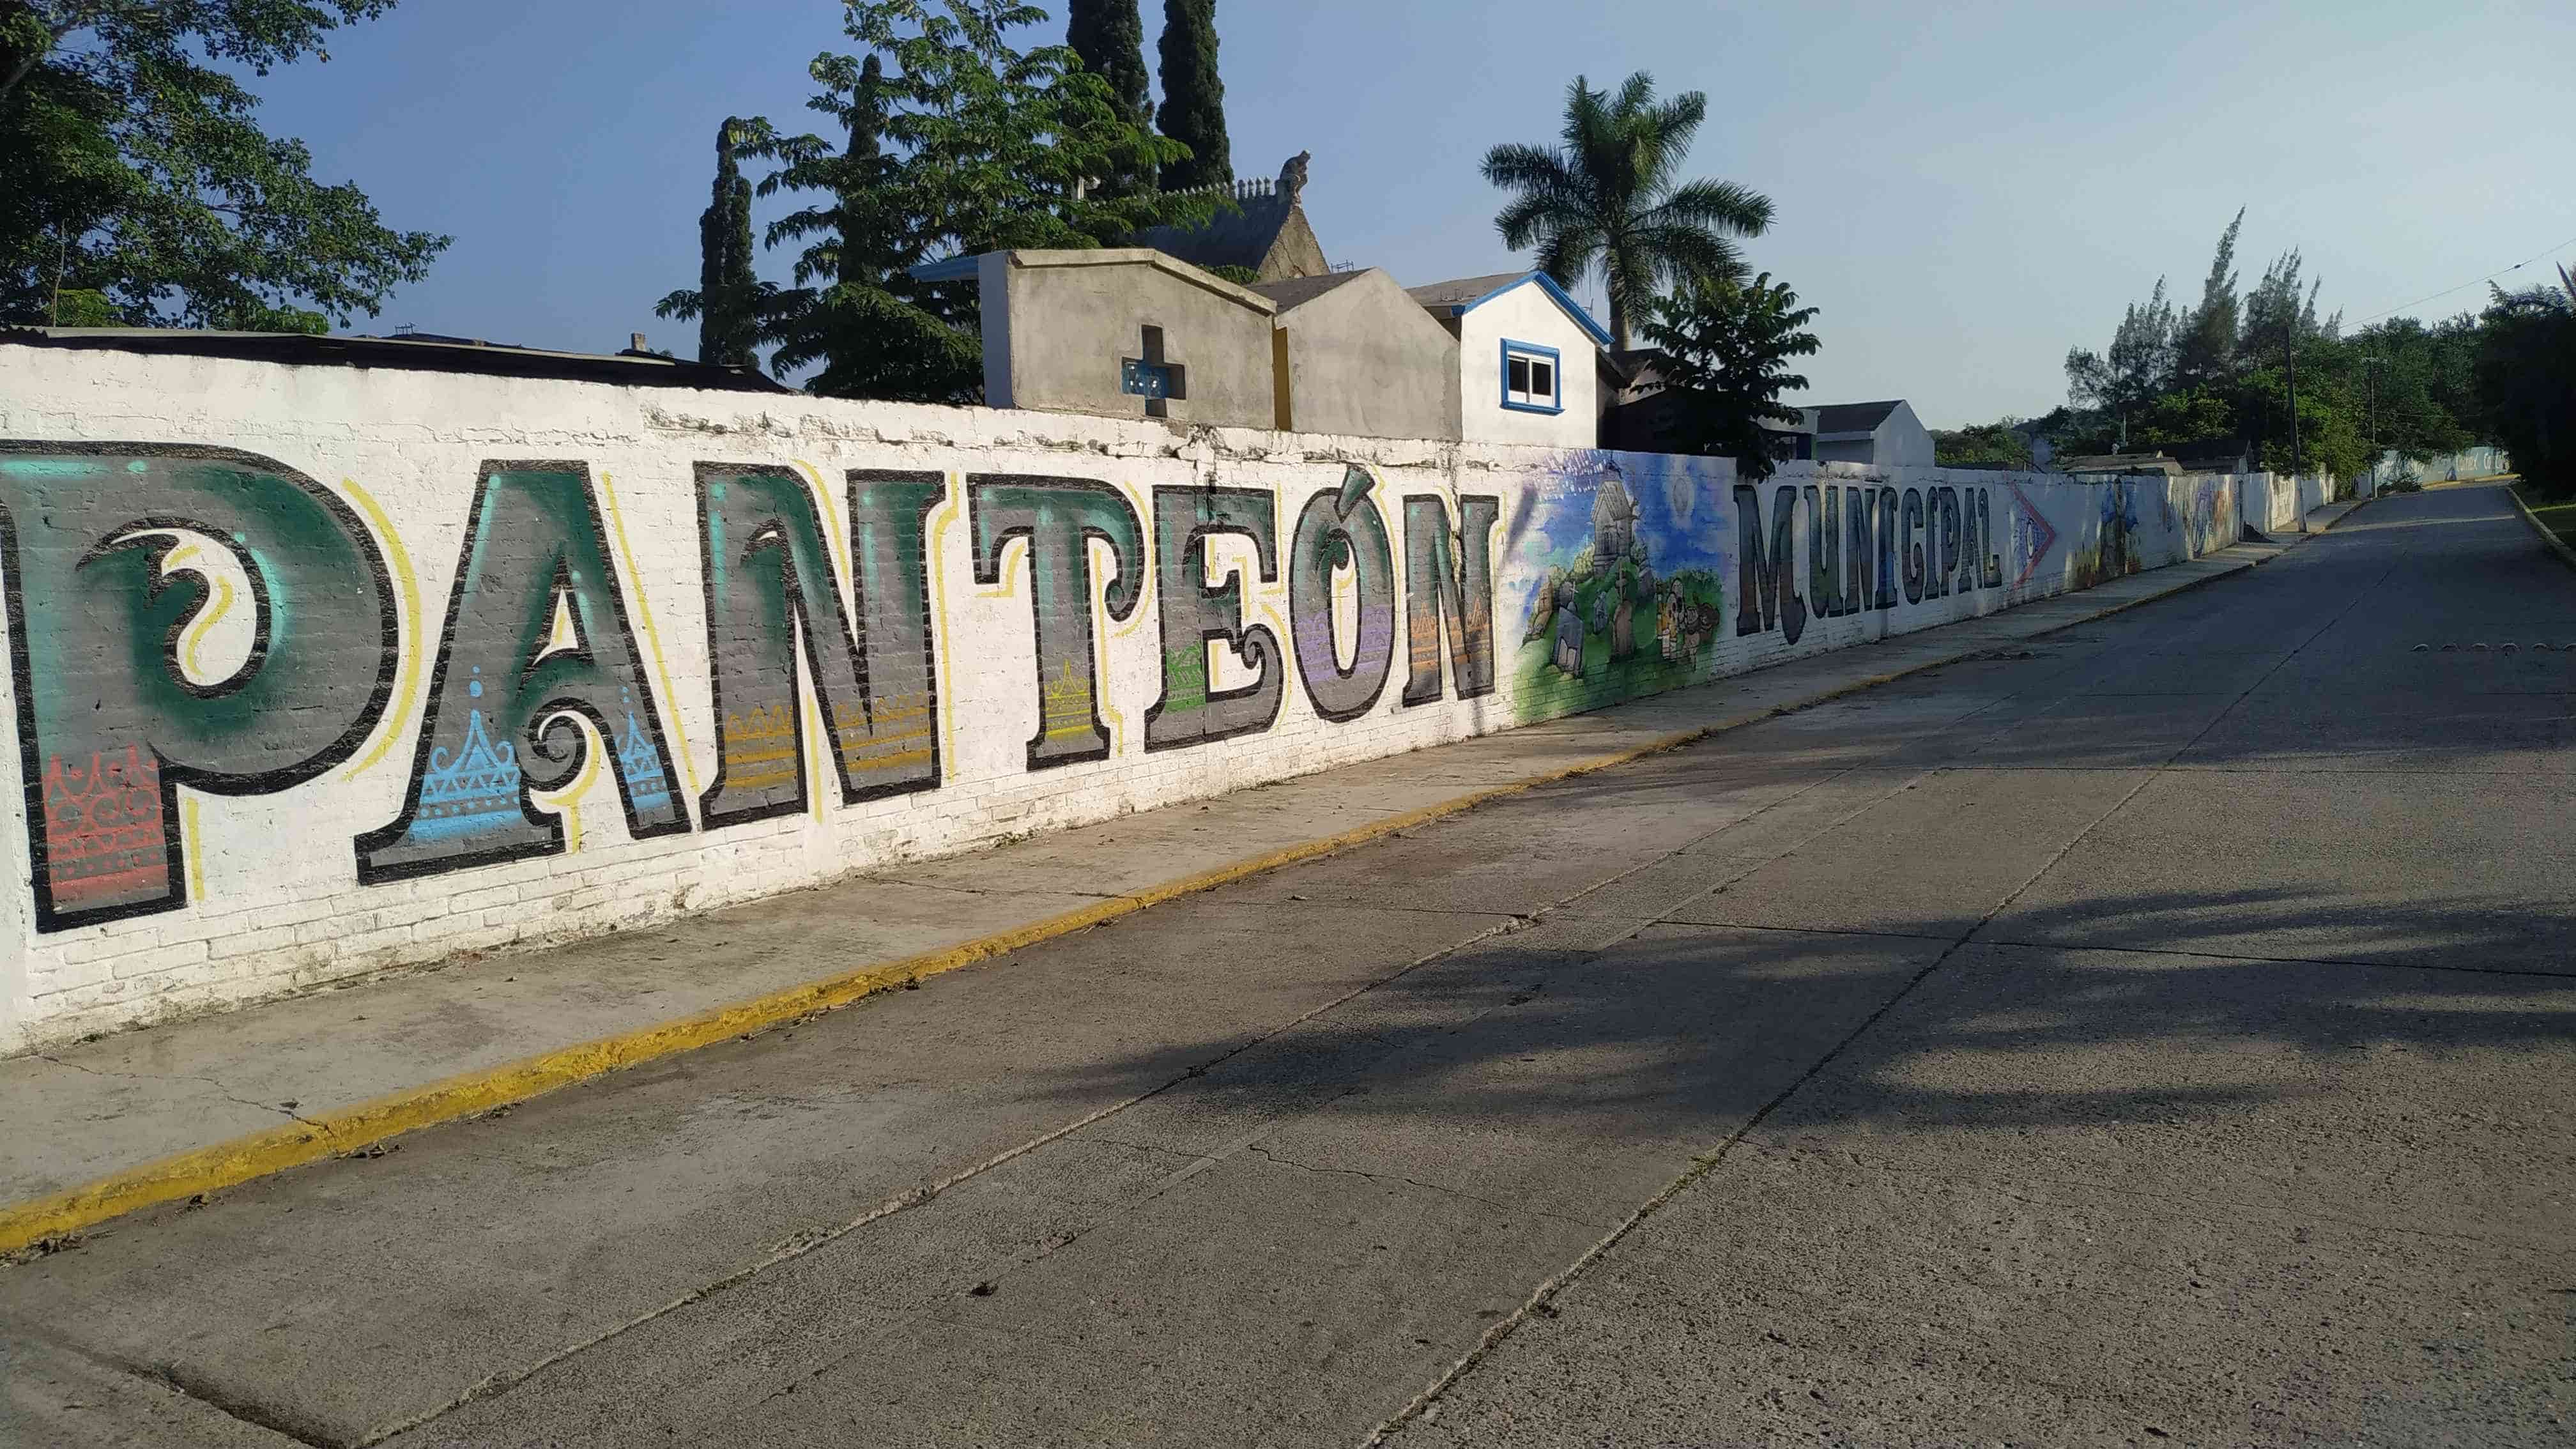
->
[1499,338,1563,415]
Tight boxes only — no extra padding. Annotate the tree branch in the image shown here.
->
[0,2,97,103]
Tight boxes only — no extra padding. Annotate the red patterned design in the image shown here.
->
[42,746,169,910]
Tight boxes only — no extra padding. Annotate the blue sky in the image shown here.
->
[246,0,2575,427]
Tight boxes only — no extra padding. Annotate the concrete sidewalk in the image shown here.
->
[1,521,2346,1256]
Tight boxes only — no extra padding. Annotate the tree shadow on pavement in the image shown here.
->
[1009,880,2575,1162]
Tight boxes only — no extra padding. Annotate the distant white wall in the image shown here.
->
[2358,447,2510,492]
[0,344,2246,1052]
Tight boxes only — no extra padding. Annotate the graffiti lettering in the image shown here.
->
[1936,486,1962,597]
[0,412,2241,985]
[696,464,942,828]
[1805,485,1844,618]
[1400,493,1500,705]
[1289,466,1397,722]
[1843,486,1880,612]
[969,476,1146,770]
[1900,487,1927,604]
[1144,486,1283,750]
[0,445,396,928]
[1732,483,1807,645]
[356,462,687,883]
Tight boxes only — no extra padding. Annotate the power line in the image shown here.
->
[2348,227,2576,327]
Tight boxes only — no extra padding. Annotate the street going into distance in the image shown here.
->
[6,479,2568,1446]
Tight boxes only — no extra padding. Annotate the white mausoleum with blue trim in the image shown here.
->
[1404,270,1614,449]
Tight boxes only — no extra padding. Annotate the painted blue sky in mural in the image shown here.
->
[1498,452,1735,629]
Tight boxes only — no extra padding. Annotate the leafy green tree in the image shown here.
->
[684,0,1202,403]
[2063,277,2176,448]
[1482,73,1771,352]
[2050,216,2499,487]
[1634,271,1819,480]
[2237,341,2368,480]
[1932,420,2035,469]
[2420,312,2489,448]
[1,0,447,329]
[2348,316,2472,461]
[1154,0,1227,190]
[2473,280,2576,494]
[737,49,977,402]
[659,118,763,367]
[2131,388,2235,448]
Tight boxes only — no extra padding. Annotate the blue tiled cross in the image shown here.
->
[1120,325,1188,418]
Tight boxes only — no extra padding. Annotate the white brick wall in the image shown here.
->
[0,347,2244,1052]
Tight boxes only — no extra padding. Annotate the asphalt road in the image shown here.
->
[6,481,2572,1448]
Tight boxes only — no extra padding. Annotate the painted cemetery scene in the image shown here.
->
[1510,456,1726,724]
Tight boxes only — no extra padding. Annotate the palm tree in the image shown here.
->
[1482,73,1773,351]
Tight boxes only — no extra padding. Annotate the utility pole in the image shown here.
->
[2285,314,2303,479]
[49,230,68,327]
[2363,355,2383,489]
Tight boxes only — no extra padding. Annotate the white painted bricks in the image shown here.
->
[0,347,2242,1052]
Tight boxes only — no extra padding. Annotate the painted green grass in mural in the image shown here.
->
[1512,560,1724,726]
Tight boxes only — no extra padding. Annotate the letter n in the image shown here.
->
[696,464,942,829]
[1400,493,1499,705]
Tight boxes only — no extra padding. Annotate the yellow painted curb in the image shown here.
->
[2504,484,2576,576]
[0,544,2279,1259]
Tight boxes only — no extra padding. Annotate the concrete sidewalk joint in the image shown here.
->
[0,535,2324,1259]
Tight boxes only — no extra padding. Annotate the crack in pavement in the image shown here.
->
[34,1052,316,1128]
[855,874,1121,901]
[1963,933,2576,980]
[10,1324,337,1449]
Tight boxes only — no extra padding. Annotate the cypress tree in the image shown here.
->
[696,117,758,367]
[1068,0,1152,133]
[1155,0,1230,191]
[834,57,887,284]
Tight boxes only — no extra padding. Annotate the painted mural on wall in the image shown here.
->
[0,447,2102,936]
[0,445,1521,933]
[1509,455,1728,724]
[0,402,2249,1051]
[2071,479,2143,591]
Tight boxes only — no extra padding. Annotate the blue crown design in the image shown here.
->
[617,702,672,815]
[413,709,525,843]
